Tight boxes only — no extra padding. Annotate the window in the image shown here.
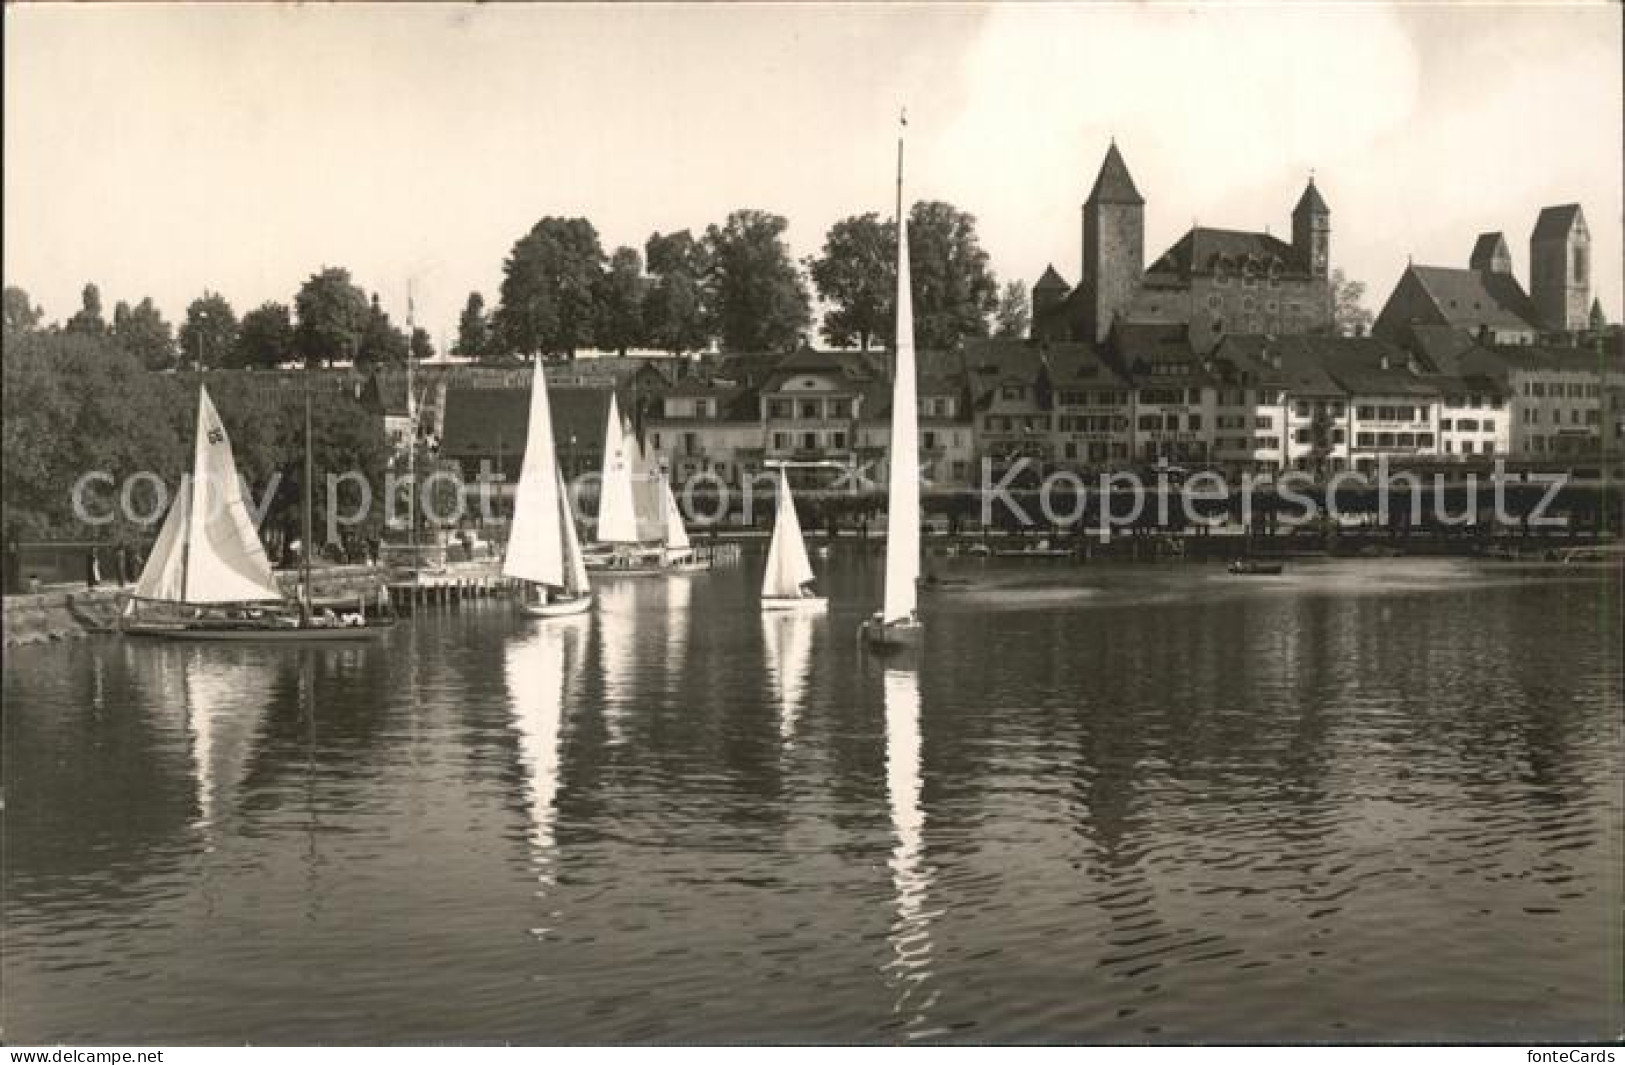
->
[695,399,712,418]
[1440,418,1453,431]
[1138,414,1161,431]
[1207,294,1222,309]
[922,431,936,450]
[1001,385,1023,401]
[1377,432,1395,447]
[1164,414,1179,431]
[1357,432,1374,447]
[768,399,792,419]
[1460,441,1474,455]
[650,432,662,449]
[831,431,848,449]
[1569,383,1584,398]
[1295,401,1311,418]
[1482,419,1495,433]
[1333,429,1345,444]
[1295,428,1311,444]
[1255,415,1273,429]
[1358,405,1375,420]
[1586,410,1600,426]
[683,432,697,454]
[800,400,820,419]
[772,432,789,450]
[1457,419,1478,432]
[1417,433,1434,448]
[800,432,817,450]
[828,399,852,418]
[1188,414,1203,431]
[1531,382,1546,397]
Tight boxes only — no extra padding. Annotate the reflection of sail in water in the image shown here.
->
[662,577,690,689]
[761,612,815,742]
[883,667,939,1035]
[503,618,586,888]
[182,647,272,831]
[595,581,637,746]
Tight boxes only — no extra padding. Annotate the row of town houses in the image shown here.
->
[358,320,1620,492]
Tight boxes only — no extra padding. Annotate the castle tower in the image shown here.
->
[1529,204,1590,334]
[1031,265,1071,341]
[1081,142,1144,343]
[1291,177,1330,280]
[1469,232,1512,275]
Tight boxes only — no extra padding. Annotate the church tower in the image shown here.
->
[1291,177,1330,280]
[1529,204,1590,335]
[1081,142,1144,343]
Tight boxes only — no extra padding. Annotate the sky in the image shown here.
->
[5,2,1621,348]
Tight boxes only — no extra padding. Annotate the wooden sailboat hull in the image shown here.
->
[520,594,593,618]
[859,614,922,649]
[123,619,395,641]
[761,595,828,612]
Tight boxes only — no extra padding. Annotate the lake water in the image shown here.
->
[3,554,1621,1044]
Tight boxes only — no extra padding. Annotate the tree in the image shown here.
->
[809,213,895,350]
[3,286,43,337]
[993,280,1030,340]
[177,291,239,370]
[452,292,495,362]
[494,217,605,359]
[702,209,810,352]
[357,293,409,367]
[112,296,176,370]
[64,283,109,338]
[908,201,999,350]
[236,302,296,369]
[644,230,712,356]
[594,246,648,356]
[410,327,434,363]
[294,267,370,367]
[1331,268,1372,338]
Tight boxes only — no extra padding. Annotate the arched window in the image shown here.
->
[1574,245,1586,283]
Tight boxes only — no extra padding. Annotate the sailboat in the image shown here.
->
[123,385,393,640]
[503,358,593,618]
[761,468,826,610]
[860,118,923,649]
[587,393,707,576]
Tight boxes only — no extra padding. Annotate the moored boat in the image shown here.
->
[122,385,394,640]
[1228,558,1284,576]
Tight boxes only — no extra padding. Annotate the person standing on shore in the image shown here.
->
[86,547,102,589]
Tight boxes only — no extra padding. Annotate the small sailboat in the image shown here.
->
[761,469,826,611]
[860,116,923,649]
[587,394,707,576]
[504,358,593,618]
[122,385,392,640]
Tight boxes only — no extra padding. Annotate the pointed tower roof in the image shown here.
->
[1532,203,1584,241]
[1086,142,1144,206]
[1469,232,1511,273]
[1035,264,1070,291]
[1590,297,1607,329]
[1292,176,1329,217]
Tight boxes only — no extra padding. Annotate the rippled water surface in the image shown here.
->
[4,556,1621,1043]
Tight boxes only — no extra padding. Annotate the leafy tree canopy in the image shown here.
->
[495,217,605,359]
[703,209,810,352]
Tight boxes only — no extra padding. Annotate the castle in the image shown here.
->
[1031,143,1334,353]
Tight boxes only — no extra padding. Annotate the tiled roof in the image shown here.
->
[1309,337,1439,397]
[1087,143,1144,206]
[440,385,612,455]
[1531,204,1584,242]
[1407,266,1541,333]
[1145,227,1308,278]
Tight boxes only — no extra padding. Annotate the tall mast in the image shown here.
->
[894,108,906,381]
[406,282,418,568]
[302,379,314,619]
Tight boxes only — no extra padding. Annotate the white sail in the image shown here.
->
[556,461,591,597]
[762,470,816,598]
[883,666,937,1031]
[881,206,921,624]
[660,477,691,556]
[596,393,642,545]
[136,387,282,605]
[131,474,191,602]
[503,361,565,588]
[629,427,667,545]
